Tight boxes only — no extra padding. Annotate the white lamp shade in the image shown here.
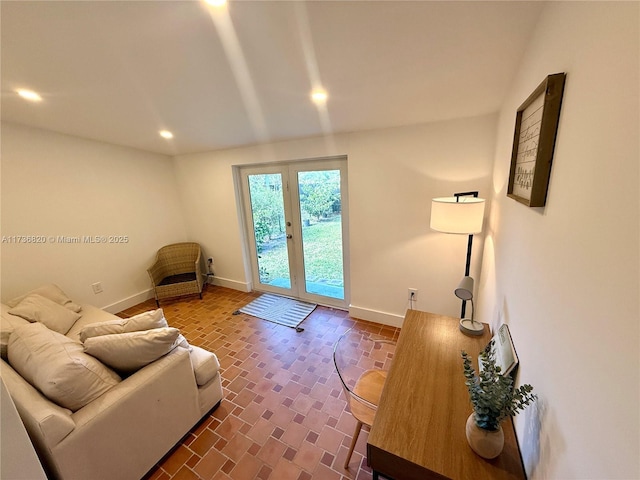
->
[454,276,474,301]
[430,197,485,234]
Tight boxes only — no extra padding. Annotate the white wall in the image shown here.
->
[172,135,351,293]
[0,123,188,311]
[347,117,496,324]
[1,3,637,476]
[478,2,639,478]
[173,114,497,325]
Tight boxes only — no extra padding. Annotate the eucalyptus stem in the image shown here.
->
[461,343,537,431]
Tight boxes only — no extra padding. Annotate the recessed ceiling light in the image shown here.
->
[311,89,328,104]
[204,0,227,7]
[16,89,42,102]
[159,130,174,139]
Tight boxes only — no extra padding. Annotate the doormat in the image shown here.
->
[235,294,316,332]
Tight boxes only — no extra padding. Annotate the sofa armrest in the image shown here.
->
[0,359,75,447]
[51,347,201,480]
[71,347,197,429]
[189,346,220,386]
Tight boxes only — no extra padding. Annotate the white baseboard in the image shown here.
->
[101,285,404,327]
[100,278,251,314]
[209,276,251,292]
[102,289,155,314]
[348,305,405,328]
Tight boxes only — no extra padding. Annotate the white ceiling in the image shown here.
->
[1,1,545,156]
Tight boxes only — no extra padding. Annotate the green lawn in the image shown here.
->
[258,216,343,287]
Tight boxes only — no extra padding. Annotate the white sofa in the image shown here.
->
[0,293,223,480]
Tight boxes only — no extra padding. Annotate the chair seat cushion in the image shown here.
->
[158,273,197,286]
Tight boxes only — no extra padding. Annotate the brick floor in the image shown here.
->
[118,285,399,480]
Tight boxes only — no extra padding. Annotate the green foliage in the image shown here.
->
[300,218,343,282]
[257,216,343,285]
[461,344,536,431]
[301,183,337,220]
[248,170,343,283]
[248,175,285,251]
[299,170,340,221]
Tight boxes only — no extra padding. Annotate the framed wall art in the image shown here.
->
[507,73,566,207]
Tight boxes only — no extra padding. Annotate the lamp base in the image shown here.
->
[459,318,484,336]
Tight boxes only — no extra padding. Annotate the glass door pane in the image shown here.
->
[239,157,349,308]
[247,173,292,290]
[297,170,344,300]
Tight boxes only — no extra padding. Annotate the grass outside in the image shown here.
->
[258,216,343,287]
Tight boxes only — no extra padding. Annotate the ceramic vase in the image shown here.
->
[465,413,504,459]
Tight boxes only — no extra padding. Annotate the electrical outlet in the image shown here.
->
[408,288,418,301]
[91,282,103,294]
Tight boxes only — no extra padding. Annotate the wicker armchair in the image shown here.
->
[147,242,204,306]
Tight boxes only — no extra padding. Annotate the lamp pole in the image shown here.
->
[454,191,479,318]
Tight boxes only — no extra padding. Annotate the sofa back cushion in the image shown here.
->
[1,304,30,359]
[79,308,167,343]
[6,284,82,313]
[83,327,181,373]
[8,294,81,335]
[8,323,120,411]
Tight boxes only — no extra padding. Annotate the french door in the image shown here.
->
[239,158,349,308]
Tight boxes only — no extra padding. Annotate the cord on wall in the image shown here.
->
[409,291,416,310]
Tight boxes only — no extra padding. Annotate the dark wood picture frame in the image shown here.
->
[507,73,566,207]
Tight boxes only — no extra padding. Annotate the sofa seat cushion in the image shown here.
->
[8,322,121,411]
[8,294,81,335]
[6,284,82,313]
[189,346,220,386]
[83,327,181,373]
[79,308,168,342]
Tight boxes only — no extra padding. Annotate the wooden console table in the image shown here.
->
[367,310,526,480]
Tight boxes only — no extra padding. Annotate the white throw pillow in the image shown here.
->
[7,284,82,313]
[176,333,191,351]
[83,327,181,372]
[8,294,81,335]
[79,309,168,342]
[1,304,30,359]
[8,322,120,411]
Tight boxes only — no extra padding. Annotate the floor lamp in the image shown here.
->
[430,192,485,318]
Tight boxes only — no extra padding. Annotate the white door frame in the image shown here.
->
[237,157,349,308]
